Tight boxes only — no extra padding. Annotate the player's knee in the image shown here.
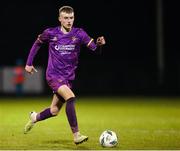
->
[63,94,75,101]
[66,96,76,102]
[50,107,59,116]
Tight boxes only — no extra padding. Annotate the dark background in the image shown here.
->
[0,0,179,96]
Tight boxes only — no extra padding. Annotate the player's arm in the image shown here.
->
[25,65,37,74]
[95,36,106,54]
[86,36,106,54]
[96,36,106,46]
[25,29,49,74]
[80,29,106,54]
[25,36,43,74]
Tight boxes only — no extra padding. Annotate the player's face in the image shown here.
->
[59,12,74,30]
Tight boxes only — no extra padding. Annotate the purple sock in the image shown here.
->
[66,97,78,133]
[36,108,53,121]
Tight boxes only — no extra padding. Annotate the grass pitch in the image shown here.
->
[0,96,180,150]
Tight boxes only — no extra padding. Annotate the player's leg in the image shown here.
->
[35,94,64,121]
[57,84,75,100]
[57,85,88,144]
[24,94,64,134]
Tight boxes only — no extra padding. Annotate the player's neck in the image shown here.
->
[60,26,72,34]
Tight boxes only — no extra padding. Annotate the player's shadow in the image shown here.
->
[44,139,90,150]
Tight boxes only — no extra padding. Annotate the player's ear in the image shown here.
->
[58,16,61,22]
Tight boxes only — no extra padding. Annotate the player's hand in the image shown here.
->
[96,36,106,46]
[25,65,37,74]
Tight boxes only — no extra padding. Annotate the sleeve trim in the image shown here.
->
[37,34,43,43]
[87,38,94,47]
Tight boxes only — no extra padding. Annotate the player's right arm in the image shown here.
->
[25,29,49,74]
[25,65,37,74]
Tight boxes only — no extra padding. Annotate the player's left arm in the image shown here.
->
[95,36,106,54]
[96,36,106,46]
[79,29,106,54]
[87,36,106,54]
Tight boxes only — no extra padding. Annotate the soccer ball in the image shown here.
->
[99,130,118,147]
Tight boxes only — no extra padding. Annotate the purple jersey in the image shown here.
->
[26,26,97,91]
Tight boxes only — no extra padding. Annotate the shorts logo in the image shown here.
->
[58,79,62,82]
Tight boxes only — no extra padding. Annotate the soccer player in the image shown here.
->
[23,5,106,145]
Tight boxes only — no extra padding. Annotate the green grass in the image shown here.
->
[0,96,180,150]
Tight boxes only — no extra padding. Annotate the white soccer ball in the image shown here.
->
[99,130,118,147]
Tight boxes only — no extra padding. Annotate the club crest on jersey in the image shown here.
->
[71,36,77,41]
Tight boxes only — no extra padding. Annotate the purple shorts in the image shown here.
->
[47,78,73,92]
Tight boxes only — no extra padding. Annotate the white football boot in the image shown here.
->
[74,132,88,145]
[24,111,37,134]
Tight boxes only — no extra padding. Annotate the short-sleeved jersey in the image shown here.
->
[26,26,97,82]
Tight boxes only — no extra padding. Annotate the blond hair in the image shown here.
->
[59,6,74,16]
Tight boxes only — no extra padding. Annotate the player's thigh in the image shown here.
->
[50,94,64,112]
[57,84,75,101]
